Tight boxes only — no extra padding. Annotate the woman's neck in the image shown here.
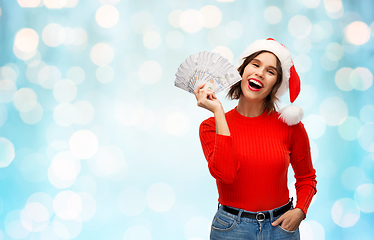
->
[236,96,265,117]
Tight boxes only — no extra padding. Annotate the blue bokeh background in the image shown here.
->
[0,0,373,239]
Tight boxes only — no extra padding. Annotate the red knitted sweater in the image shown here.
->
[199,107,317,217]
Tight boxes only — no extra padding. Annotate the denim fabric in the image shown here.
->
[210,199,300,240]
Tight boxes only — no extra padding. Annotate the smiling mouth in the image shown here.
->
[248,79,263,90]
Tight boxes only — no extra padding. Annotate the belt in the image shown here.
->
[221,200,292,221]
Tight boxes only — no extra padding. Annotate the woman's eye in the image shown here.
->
[252,63,259,67]
[268,71,275,75]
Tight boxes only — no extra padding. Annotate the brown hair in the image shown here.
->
[226,50,283,114]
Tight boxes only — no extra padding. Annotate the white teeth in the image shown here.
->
[249,79,262,88]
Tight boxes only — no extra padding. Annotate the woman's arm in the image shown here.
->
[195,83,239,183]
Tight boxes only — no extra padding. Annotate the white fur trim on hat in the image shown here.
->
[236,39,293,99]
[279,104,304,126]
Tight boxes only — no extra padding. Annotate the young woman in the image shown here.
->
[194,39,317,240]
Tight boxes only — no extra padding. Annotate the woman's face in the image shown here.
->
[240,52,279,103]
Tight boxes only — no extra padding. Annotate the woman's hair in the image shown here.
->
[226,50,283,114]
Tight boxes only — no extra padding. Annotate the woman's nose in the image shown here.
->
[255,68,265,78]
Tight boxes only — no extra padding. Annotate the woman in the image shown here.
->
[194,38,317,240]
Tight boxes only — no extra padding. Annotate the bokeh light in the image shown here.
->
[1,2,373,239]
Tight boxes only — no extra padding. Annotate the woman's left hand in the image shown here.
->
[271,208,304,231]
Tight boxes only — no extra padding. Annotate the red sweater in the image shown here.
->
[199,107,317,217]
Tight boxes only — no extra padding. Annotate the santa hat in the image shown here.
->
[237,38,303,126]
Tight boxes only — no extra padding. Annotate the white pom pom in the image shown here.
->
[279,104,304,126]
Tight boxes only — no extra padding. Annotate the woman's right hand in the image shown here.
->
[194,83,223,114]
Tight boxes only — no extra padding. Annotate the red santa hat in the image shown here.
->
[237,38,303,126]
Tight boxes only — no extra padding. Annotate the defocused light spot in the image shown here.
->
[345,21,370,45]
[99,0,120,5]
[294,54,312,73]
[135,108,155,131]
[67,66,85,85]
[115,102,144,125]
[90,43,114,66]
[53,80,77,103]
[207,26,230,47]
[325,42,343,61]
[0,137,15,168]
[96,5,119,28]
[72,27,87,46]
[166,111,191,136]
[42,23,66,47]
[360,105,374,124]
[26,61,46,84]
[293,38,312,54]
[14,28,39,53]
[350,67,373,91]
[26,192,54,219]
[320,54,338,71]
[69,130,98,159]
[212,46,234,64]
[64,0,79,7]
[331,198,360,227]
[76,192,96,221]
[342,38,359,54]
[338,116,362,141]
[53,103,77,127]
[4,210,30,239]
[38,65,62,89]
[138,61,162,84]
[50,151,81,181]
[44,0,67,9]
[288,15,312,38]
[0,104,7,127]
[302,0,320,8]
[143,31,161,49]
[96,65,114,84]
[225,21,243,39]
[296,84,317,111]
[358,123,374,152]
[308,25,324,43]
[21,153,49,182]
[165,30,184,49]
[319,97,348,126]
[335,67,353,91]
[1,66,18,82]
[168,10,183,28]
[0,80,17,103]
[299,220,325,240]
[200,5,221,28]
[264,6,282,24]
[354,183,374,213]
[185,216,210,239]
[54,191,82,220]
[123,226,152,240]
[18,0,41,7]
[21,202,49,232]
[131,11,154,34]
[13,88,37,112]
[73,101,94,125]
[146,182,176,212]
[303,114,326,139]
[341,167,367,190]
[118,187,146,216]
[180,9,204,33]
[95,145,127,176]
[53,216,82,239]
[324,0,342,12]
[13,46,37,60]
[72,176,97,195]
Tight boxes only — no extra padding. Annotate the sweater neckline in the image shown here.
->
[232,106,270,124]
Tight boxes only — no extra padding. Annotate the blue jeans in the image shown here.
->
[210,199,300,240]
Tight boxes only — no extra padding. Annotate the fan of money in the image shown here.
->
[174,51,242,94]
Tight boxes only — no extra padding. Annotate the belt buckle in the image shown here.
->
[256,212,265,222]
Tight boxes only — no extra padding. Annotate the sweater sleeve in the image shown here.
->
[199,118,240,184]
[290,122,317,218]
